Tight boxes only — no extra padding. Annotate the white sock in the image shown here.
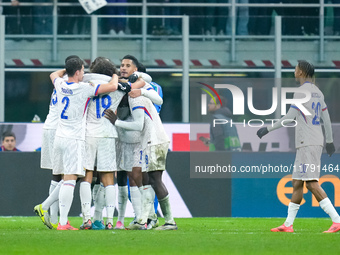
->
[284,202,300,227]
[93,183,105,222]
[105,185,116,224]
[49,180,59,224]
[92,183,100,201]
[319,197,340,223]
[117,185,128,224]
[140,185,153,224]
[80,181,92,222]
[59,180,76,226]
[159,195,175,225]
[42,180,63,211]
[130,186,142,221]
[148,186,157,220]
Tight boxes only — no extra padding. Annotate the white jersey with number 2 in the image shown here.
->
[53,77,100,140]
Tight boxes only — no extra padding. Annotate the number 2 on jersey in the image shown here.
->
[61,96,70,119]
[93,95,112,118]
[312,102,321,125]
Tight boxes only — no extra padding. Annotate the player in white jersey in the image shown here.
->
[34,55,80,230]
[257,60,340,233]
[46,57,119,230]
[106,83,177,231]
[79,57,127,230]
[113,55,163,230]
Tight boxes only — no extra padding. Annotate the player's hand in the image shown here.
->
[118,82,131,93]
[257,127,269,139]
[128,89,141,98]
[326,143,335,157]
[128,73,139,83]
[104,109,117,125]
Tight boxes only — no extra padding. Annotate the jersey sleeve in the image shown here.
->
[267,107,299,132]
[321,108,333,143]
[141,85,163,105]
[135,71,152,83]
[83,82,101,98]
[115,98,144,131]
[53,77,63,89]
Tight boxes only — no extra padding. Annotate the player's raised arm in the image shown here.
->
[50,69,66,83]
[128,71,152,84]
[97,74,119,94]
[128,88,163,105]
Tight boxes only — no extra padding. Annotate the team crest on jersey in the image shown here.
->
[88,81,95,87]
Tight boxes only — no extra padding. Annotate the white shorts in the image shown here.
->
[144,142,169,172]
[41,129,56,170]
[52,137,85,177]
[117,141,142,172]
[83,137,117,172]
[292,145,322,181]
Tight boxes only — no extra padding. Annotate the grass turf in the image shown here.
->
[0,217,339,255]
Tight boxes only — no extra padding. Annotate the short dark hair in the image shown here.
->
[65,55,80,64]
[298,60,315,78]
[121,55,139,67]
[65,58,84,77]
[138,63,146,73]
[2,131,16,141]
[90,57,118,76]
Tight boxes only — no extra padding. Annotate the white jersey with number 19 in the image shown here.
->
[83,73,125,138]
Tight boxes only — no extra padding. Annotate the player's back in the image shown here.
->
[294,82,327,148]
[44,89,59,130]
[54,78,98,140]
[83,73,125,138]
[129,96,169,148]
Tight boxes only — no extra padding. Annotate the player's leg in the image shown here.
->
[129,167,143,224]
[93,137,117,230]
[140,172,158,229]
[272,147,310,233]
[92,173,106,230]
[146,143,176,230]
[49,174,62,228]
[115,170,128,229]
[57,138,85,230]
[306,180,340,233]
[101,172,116,230]
[79,170,93,229]
[271,179,303,232]
[36,129,59,229]
[58,174,78,230]
[148,171,177,230]
[34,177,62,229]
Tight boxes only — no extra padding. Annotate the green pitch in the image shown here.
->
[0,217,339,255]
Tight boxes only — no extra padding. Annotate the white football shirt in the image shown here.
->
[116,115,141,144]
[115,95,169,149]
[53,77,99,140]
[291,82,328,148]
[83,73,125,138]
[43,89,59,130]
